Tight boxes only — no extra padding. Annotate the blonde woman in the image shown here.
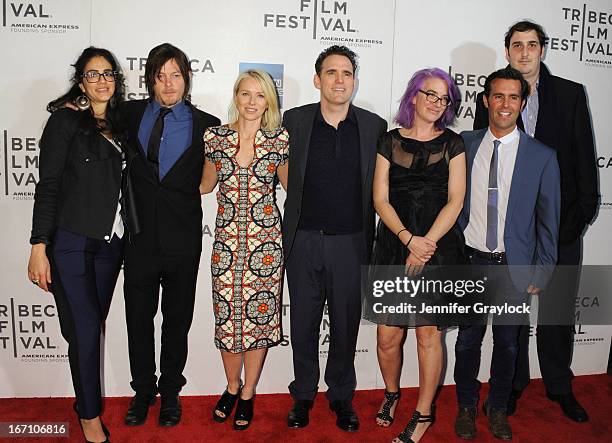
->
[200,69,288,430]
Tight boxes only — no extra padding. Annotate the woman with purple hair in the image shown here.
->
[372,68,466,442]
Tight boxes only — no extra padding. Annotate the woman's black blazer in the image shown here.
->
[30,109,123,244]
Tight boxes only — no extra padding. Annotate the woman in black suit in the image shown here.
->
[27,47,126,443]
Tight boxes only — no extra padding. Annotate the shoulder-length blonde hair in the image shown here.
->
[228,69,281,131]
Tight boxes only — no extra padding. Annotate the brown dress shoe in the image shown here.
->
[454,407,476,440]
[483,401,512,440]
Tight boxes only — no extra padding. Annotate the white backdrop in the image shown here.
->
[0,0,610,398]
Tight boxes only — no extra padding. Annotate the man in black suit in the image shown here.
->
[282,45,387,432]
[473,20,598,422]
[122,43,220,427]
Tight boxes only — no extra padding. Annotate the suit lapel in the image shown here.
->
[297,105,317,184]
[354,107,370,190]
[504,131,528,231]
[462,133,483,224]
[131,102,147,156]
[533,63,554,145]
[127,101,160,180]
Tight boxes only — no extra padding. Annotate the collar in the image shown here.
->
[149,99,188,116]
[538,62,551,82]
[315,103,357,126]
[485,126,519,145]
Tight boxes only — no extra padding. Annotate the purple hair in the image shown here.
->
[395,68,460,130]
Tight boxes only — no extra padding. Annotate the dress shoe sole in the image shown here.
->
[124,397,156,426]
[546,392,589,423]
[337,425,359,432]
[125,418,146,427]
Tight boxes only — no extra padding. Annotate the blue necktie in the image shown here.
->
[486,140,500,251]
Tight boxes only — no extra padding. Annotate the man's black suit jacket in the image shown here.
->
[123,99,220,255]
[282,103,387,263]
[474,63,598,243]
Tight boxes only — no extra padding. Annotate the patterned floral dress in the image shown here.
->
[204,125,289,353]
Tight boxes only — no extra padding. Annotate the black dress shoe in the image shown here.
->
[287,400,313,428]
[483,400,512,440]
[454,407,476,440]
[124,394,156,426]
[159,395,182,427]
[506,389,522,416]
[546,391,589,422]
[329,400,359,432]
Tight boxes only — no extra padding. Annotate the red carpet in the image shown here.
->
[1,374,610,442]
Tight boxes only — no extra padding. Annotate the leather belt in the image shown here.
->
[468,247,506,264]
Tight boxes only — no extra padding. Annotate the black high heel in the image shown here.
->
[233,395,254,431]
[376,390,401,427]
[73,401,110,443]
[396,404,436,443]
[100,420,110,438]
[213,385,241,423]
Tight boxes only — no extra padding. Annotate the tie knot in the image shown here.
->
[159,107,172,118]
[493,140,501,150]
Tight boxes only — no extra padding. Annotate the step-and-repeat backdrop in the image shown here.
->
[1,0,610,397]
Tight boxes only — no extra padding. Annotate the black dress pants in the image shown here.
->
[50,228,123,419]
[287,230,363,404]
[513,238,581,395]
[123,243,200,397]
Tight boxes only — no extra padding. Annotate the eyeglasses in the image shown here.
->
[418,90,451,107]
[81,70,118,83]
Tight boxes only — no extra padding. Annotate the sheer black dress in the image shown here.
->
[368,128,466,327]
[372,127,466,267]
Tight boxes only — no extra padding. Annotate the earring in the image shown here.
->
[75,95,90,111]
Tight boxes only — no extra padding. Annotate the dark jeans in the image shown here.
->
[123,243,200,397]
[514,237,581,394]
[50,228,123,419]
[454,251,524,411]
[286,229,363,404]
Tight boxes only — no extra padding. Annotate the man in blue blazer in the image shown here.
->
[454,67,560,441]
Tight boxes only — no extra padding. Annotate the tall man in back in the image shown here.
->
[474,20,598,422]
[282,45,387,432]
[122,43,220,427]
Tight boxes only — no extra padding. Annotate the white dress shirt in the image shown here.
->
[464,127,520,252]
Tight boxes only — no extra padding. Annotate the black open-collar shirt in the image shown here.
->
[298,105,363,234]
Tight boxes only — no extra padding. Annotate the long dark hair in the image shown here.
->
[47,47,126,142]
[144,43,192,101]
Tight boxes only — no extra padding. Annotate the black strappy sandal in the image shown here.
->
[396,404,436,443]
[233,395,254,431]
[376,390,401,427]
[213,387,241,423]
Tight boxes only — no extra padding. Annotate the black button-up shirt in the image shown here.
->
[299,105,362,234]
